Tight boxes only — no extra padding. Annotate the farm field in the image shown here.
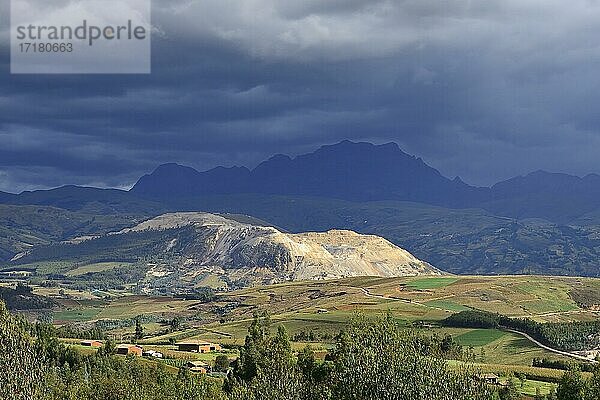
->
[33,274,600,330]
[65,262,133,277]
[509,378,557,397]
[25,274,600,322]
[454,328,507,347]
[13,274,600,381]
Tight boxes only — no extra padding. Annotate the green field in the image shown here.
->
[424,299,471,312]
[53,308,101,322]
[407,277,458,290]
[23,273,600,381]
[10,261,75,275]
[455,329,507,347]
[65,262,132,277]
[509,378,557,397]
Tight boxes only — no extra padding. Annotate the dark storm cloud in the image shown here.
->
[2,0,600,192]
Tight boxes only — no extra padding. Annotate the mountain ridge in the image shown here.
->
[131,140,489,207]
[129,141,600,223]
[1,140,600,223]
[1,140,600,277]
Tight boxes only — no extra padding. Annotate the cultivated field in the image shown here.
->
[30,275,599,367]
[9,273,597,399]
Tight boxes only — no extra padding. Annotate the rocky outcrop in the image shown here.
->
[127,212,441,287]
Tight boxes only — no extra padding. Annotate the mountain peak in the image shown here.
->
[131,140,484,206]
[318,140,403,154]
[152,163,198,174]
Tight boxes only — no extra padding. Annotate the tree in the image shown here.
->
[557,368,587,400]
[0,300,226,400]
[0,301,46,400]
[329,313,493,400]
[515,372,527,388]
[97,338,116,356]
[587,366,600,400]
[226,312,271,385]
[169,317,181,332]
[225,315,311,400]
[498,377,520,400]
[214,355,230,372]
[134,318,144,341]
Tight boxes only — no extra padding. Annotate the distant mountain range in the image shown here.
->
[130,141,600,223]
[0,141,600,224]
[1,140,599,277]
[2,140,598,223]
[132,141,488,208]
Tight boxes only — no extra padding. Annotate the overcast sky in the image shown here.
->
[2,0,600,193]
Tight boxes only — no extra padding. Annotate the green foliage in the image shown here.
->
[226,312,494,400]
[328,314,492,400]
[0,204,143,263]
[225,314,315,400]
[0,283,56,310]
[498,377,520,400]
[444,311,600,351]
[444,310,502,329]
[169,317,182,332]
[0,300,224,400]
[11,227,193,268]
[587,367,600,400]
[0,301,46,400]
[557,368,587,400]
[214,355,231,372]
[175,287,216,302]
[55,323,107,340]
[134,318,144,341]
[532,358,595,373]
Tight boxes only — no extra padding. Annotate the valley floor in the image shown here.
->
[18,275,600,347]
[4,274,600,399]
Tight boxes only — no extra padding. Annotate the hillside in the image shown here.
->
[483,171,600,224]
[2,196,600,277]
[8,212,440,290]
[1,141,600,277]
[0,204,143,262]
[134,195,600,277]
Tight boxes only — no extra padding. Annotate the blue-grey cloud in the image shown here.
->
[2,0,600,192]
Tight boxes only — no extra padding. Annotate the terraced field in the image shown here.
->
[31,274,600,373]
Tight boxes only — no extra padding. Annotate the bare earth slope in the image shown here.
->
[122,212,441,286]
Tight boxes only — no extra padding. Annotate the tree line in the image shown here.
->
[443,310,600,352]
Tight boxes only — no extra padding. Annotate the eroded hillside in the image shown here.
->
[8,212,440,290]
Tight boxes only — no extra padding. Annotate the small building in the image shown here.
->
[142,350,164,359]
[80,340,103,348]
[116,344,143,357]
[477,373,500,385]
[176,340,221,353]
[186,360,209,374]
